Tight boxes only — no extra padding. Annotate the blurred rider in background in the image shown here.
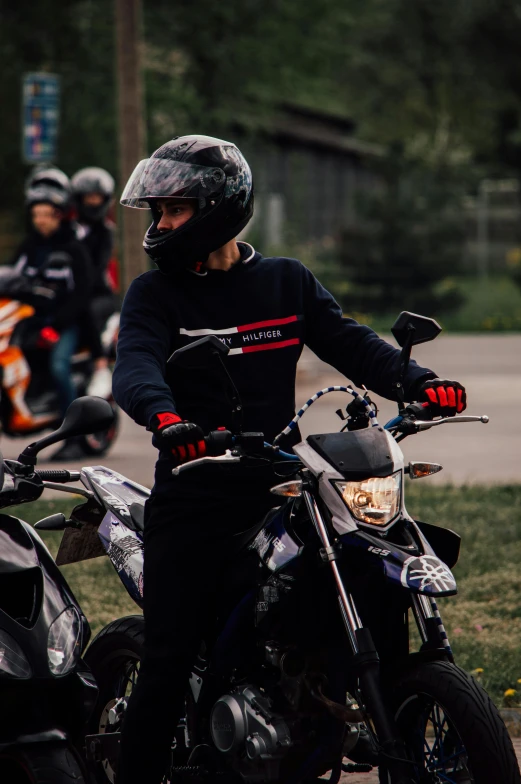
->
[9,168,98,458]
[71,167,117,346]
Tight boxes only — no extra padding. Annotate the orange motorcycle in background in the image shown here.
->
[0,295,119,455]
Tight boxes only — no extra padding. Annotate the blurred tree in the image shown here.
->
[340,156,466,316]
[0,0,115,222]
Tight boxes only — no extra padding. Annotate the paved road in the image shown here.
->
[2,334,520,489]
[336,737,521,782]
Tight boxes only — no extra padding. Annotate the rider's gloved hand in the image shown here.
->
[149,412,206,463]
[38,326,60,348]
[418,379,467,417]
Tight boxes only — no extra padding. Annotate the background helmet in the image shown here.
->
[120,134,254,273]
[25,166,72,212]
[71,166,115,222]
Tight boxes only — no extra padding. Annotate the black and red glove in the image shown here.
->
[418,379,467,417]
[149,412,206,463]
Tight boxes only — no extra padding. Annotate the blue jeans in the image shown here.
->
[49,326,79,417]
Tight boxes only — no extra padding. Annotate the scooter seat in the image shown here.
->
[128,502,145,532]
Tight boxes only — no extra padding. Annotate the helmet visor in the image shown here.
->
[120,157,226,208]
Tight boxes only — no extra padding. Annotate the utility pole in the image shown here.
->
[115,0,147,290]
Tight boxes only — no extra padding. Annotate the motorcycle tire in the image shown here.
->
[379,659,521,783]
[0,742,86,783]
[79,400,119,457]
[83,615,144,784]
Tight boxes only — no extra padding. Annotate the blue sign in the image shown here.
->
[22,72,60,163]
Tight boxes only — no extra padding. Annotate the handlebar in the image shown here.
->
[35,469,81,483]
[384,402,489,437]
[172,430,300,476]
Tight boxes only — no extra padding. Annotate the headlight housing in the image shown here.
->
[0,629,31,678]
[47,606,82,675]
[334,471,402,526]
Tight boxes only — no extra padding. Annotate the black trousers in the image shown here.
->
[117,458,277,784]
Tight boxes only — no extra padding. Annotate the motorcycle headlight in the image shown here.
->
[334,471,402,526]
[47,607,82,676]
[0,629,31,678]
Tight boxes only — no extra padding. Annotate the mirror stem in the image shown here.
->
[215,353,244,433]
[394,325,415,415]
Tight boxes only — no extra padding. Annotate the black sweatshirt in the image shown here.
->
[10,224,94,332]
[113,243,436,444]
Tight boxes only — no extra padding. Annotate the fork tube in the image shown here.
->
[410,594,429,644]
[303,490,361,654]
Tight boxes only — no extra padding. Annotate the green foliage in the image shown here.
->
[339,156,467,315]
[0,1,116,220]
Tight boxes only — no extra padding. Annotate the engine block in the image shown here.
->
[211,685,292,782]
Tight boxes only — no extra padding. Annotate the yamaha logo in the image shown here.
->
[401,555,457,595]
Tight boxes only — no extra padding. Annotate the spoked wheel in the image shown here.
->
[83,616,144,784]
[0,742,86,783]
[379,660,521,783]
[79,398,119,457]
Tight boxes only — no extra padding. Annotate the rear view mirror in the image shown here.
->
[18,397,115,465]
[168,335,229,369]
[391,312,442,348]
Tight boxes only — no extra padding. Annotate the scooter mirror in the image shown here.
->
[391,312,442,348]
[168,335,230,369]
[17,397,115,465]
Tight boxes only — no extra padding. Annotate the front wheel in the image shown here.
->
[0,742,86,783]
[83,615,144,784]
[379,660,521,783]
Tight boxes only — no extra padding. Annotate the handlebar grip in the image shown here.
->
[404,401,434,421]
[35,469,77,483]
[204,429,233,456]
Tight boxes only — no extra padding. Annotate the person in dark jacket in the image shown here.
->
[10,169,98,457]
[71,166,117,360]
[112,135,467,784]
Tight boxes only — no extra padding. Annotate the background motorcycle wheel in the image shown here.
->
[0,742,86,783]
[78,400,119,457]
[379,659,521,783]
[83,615,144,784]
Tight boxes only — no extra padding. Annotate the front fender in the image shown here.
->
[340,528,457,597]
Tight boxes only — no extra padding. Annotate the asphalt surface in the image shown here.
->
[2,334,520,489]
[336,737,521,783]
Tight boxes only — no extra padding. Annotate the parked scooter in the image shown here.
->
[0,396,115,782]
[0,276,118,455]
[29,315,519,783]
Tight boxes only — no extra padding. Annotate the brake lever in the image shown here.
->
[416,414,489,430]
[172,449,241,476]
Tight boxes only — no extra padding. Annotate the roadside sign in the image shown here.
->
[22,72,60,163]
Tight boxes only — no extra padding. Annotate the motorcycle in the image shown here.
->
[0,396,116,782]
[28,313,519,783]
[0,274,119,455]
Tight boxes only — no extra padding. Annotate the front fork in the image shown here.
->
[302,491,417,784]
[410,593,454,663]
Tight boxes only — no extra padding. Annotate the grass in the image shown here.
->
[344,275,521,334]
[10,483,521,705]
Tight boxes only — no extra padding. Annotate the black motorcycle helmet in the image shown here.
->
[120,135,254,273]
[71,166,115,222]
[25,166,72,212]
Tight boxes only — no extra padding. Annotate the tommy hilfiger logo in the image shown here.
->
[179,315,303,355]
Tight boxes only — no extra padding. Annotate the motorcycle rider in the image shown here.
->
[9,168,99,458]
[71,166,117,335]
[112,134,467,784]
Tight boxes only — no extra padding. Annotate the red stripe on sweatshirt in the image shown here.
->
[242,338,300,354]
[237,315,298,332]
